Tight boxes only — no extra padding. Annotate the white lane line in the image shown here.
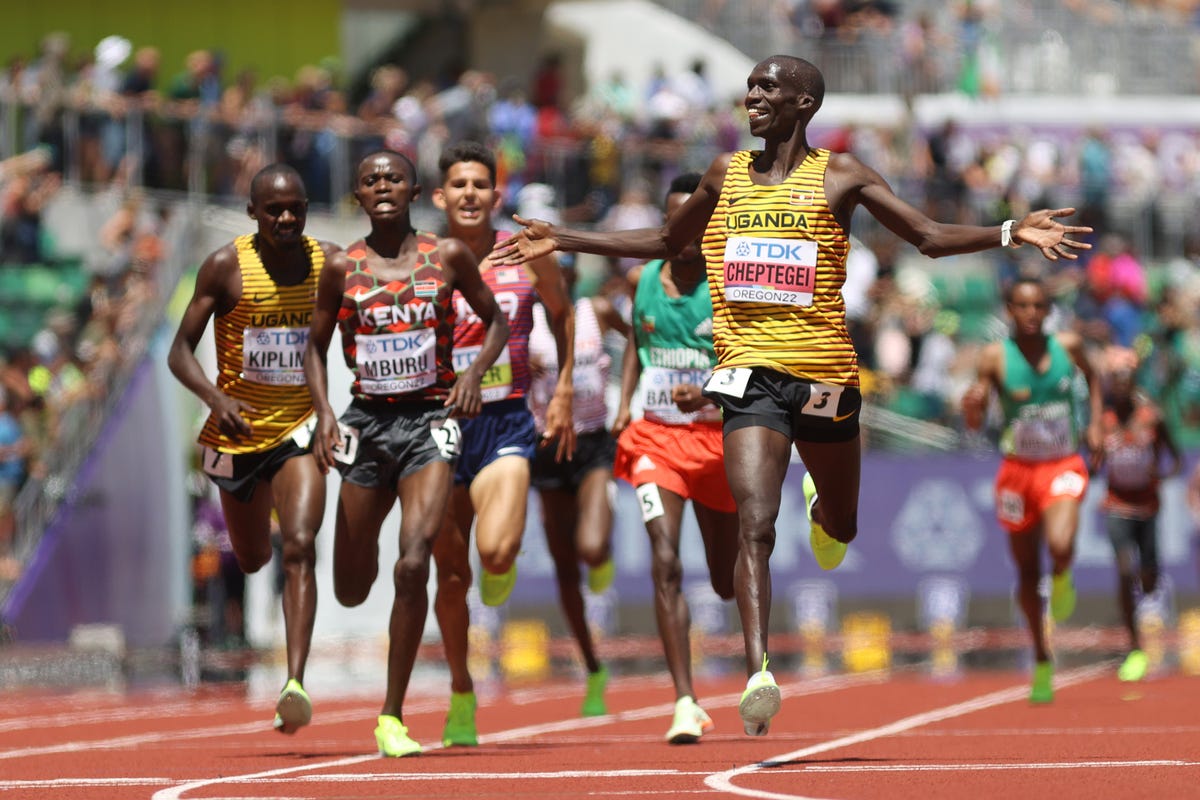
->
[704,662,1112,800]
[12,760,1195,793]
[901,725,1200,737]
[150,672,882,800]
[0,679,624,760]
[798,760,1200,773]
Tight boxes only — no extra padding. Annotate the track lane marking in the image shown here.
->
[703,662,1112,800]
[148,672,882,799]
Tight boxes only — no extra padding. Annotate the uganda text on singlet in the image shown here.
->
[699,148,857,387]
[197,234,324,454]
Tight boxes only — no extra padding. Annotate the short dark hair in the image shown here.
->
[1005,275,1048,303]
[357,149,417,182]
[667,172,702,201]
[249,163,304,203]
[438,140,496,184]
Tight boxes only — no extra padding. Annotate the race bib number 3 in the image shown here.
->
[704,367,752,399]
[723,236,818,308]
[802,382,845,419]
[242,327,307,385]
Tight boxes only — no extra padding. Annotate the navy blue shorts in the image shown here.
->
[454,398,537,485]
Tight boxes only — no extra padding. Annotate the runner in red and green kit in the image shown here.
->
[613,173,739,744]
[963,276,1103,704]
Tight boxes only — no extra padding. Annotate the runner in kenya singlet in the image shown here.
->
[699,148,856,387]
[198,233,325,454]
[337,232,457,402]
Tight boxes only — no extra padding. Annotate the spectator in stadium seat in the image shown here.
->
[0,385,28,580]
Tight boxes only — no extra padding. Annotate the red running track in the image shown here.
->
[2,663,1198,799]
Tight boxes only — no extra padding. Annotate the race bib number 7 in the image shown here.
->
[200,446,234,479]
[704,368,752,399]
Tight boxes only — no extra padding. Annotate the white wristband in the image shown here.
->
[1001,219,1021,249]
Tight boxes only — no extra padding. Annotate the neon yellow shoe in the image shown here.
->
[480,563,517,607]
[804,472,846,571]
[1050,570,1076,623]
[587,558,615,594]
[1030,660,1054,704]
[375,714,421,757]
[665,696,714,744]
[738,655,781,736]
[442,691,478,747]
[582,665,608,717]
[1118,649,1149,682]
[272,678,312,734]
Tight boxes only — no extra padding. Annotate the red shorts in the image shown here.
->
[613,419,736,513]
[994,454,1089,534]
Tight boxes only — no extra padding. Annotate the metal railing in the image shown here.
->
[2,195,200,606]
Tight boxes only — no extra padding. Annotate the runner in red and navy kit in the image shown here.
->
[429,141,576,748]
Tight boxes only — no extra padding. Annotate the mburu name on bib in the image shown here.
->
[723,236,817,308]
[242,327,308,385]
[355,329,436,394]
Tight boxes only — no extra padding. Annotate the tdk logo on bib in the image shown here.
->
[723,236,818,308]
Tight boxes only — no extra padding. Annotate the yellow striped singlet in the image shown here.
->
[700,148,857,387]
[197,234,324,454]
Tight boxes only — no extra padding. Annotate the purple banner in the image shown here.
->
[507,452,1199,605]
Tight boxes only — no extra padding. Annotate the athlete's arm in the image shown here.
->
[825,152,1092,260]
[445,238,508,419]
[492,154,732,265]
[1058,330,1104,454]
[961,342,1002,431]
[590,293,630,339]
[303,249,350,474]
[1154,405,1184,478]
[612,316,642,437]
[528,253,576,461]
[167,244,254,441]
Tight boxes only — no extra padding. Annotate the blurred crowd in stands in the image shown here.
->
[6,10,1200,570]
